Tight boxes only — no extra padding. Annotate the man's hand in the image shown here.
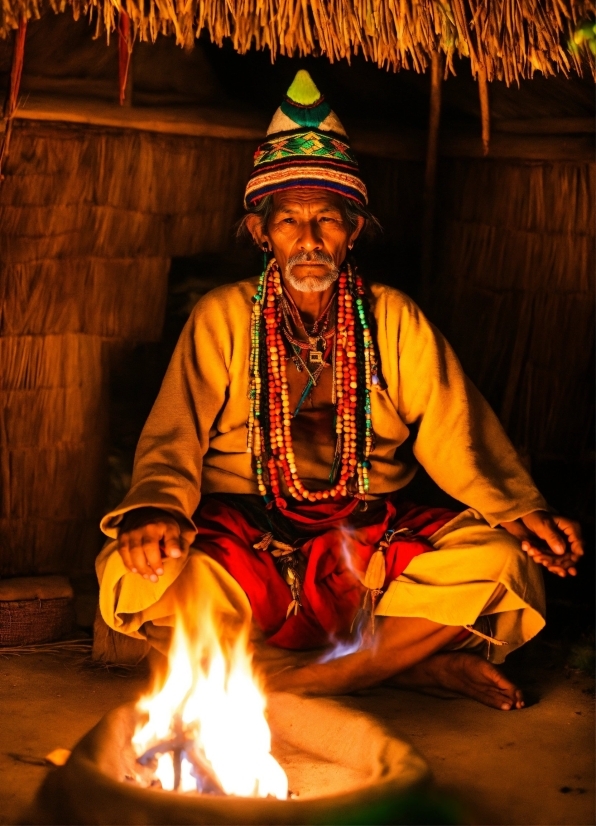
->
[501,510,584,578]
[117,508,188,581]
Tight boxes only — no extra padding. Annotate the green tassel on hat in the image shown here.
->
[266,70,347,137]
[286,70,321,105]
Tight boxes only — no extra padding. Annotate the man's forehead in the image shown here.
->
[272,189,344,213]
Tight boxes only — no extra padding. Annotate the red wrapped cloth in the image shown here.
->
[194,494,457,650]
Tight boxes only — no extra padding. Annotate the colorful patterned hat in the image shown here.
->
[244,70,368,208]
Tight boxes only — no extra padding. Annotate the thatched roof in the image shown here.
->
[1,1,595,83]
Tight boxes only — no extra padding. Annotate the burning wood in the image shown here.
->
[136,713,226,794]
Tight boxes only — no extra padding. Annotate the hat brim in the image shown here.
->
[245,166,368,208]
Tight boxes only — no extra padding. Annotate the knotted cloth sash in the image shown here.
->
[194,494,456,650]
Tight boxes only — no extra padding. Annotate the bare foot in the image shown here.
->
[388,651,525,711]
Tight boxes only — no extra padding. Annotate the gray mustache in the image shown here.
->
[287,250,336,267]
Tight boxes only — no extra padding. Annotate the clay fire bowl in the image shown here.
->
[27,692,428,825]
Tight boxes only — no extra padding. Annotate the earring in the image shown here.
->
[261,243,270,272]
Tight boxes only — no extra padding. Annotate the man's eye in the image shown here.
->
[283,218,295,224]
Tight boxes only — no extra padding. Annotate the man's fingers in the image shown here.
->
[162,522,183,559]
[504,520,579,582]
[554,516,583,541]
[118,519,185,579]
[167,534,190,558]
[129,541,153,578]
[117,540,137,573]
[552,516,585,558]
[521,541,553,561]
[142,537,164,580]
[531,553,577,577]
[521,512,585,569]
[521,536,579,576]
[163,537,183,559]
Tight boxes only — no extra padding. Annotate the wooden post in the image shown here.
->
[118,10,133,107]
[478,66,490,156]
[420,51,443,303]
[0,19,27,182]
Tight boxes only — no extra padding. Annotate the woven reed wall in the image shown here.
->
[0,335,108,575]
[0,121,257,575]
[1,122,256,261]
[429,160,595,460]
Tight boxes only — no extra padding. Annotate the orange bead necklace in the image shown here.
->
[247,259,377,508]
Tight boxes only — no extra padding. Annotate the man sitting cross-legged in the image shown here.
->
[97,71,583,711]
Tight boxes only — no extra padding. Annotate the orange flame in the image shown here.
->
[132,597,288,799]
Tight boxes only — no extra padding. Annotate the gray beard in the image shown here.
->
[284,251,339,293]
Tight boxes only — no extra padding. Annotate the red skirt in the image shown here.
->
[193,494,456,650]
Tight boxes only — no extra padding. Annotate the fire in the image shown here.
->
[132,598,288,799]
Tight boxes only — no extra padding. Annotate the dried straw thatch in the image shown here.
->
[1,1,595,82]
[430,160,594,460]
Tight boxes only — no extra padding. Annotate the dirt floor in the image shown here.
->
[0,637,593,826]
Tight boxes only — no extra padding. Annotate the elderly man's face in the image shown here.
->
[247,189,364,293]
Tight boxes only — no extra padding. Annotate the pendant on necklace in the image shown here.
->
[309,350,323,364]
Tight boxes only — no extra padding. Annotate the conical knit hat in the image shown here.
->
[244,70,368,208]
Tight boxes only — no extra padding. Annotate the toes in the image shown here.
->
[474,667,524,709]
[499,695,524,711]
[463,683,516,710]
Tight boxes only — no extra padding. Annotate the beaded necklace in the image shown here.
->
[278,290,335,415]
[247,259,377,508]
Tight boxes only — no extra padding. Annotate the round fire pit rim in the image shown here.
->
[28,694,429,825]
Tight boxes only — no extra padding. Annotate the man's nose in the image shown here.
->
[298,219,323,251]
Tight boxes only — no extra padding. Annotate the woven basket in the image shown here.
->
[0,597,75,646]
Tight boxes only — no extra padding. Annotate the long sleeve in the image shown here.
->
[377,289,548,527]
[100,286,236,543]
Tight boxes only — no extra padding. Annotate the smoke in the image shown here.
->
[316,525,372,664]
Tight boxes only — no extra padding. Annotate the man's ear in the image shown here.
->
[245,213,270,248]
[348,215,366,248]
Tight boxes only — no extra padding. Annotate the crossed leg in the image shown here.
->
[267,615,524,711]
